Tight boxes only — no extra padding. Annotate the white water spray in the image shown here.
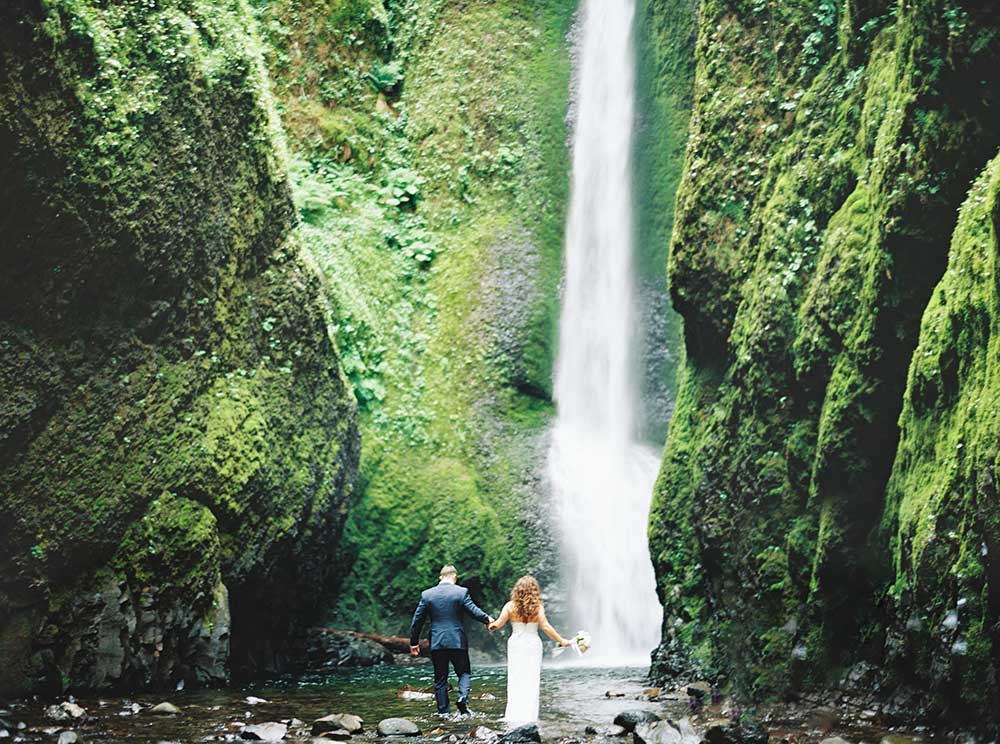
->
[547,0,663,663]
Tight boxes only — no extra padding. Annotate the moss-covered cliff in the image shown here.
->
[650,0,1000,727]
[252,0,575,635]
[0,0,358,694]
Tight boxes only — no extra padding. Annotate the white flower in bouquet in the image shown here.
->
[552,630,592,657]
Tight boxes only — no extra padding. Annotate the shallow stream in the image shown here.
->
[1,664,935,744]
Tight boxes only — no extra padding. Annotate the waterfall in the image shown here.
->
[546,0,663,663]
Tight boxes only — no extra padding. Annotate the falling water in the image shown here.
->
[547,0,663,662]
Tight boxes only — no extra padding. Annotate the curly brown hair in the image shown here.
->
[511,575,542,621]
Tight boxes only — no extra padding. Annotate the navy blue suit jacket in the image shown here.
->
[409,582,490,650]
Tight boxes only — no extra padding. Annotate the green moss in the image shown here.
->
[253,0,574,634]
[882,154,1000,721]
[0,0,358,694]
[650,0,1000,713]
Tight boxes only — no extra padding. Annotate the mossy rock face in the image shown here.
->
[255,0,577,634]
[0,0,358,694]
[883,153,1000,722]
[650,0,1000,721]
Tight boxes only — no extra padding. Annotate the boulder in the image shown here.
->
[313,714,364,736]
[242,722,289,741]
[150,702,181,715]
[612,711,660,733]
[703,722,767,744]
[499,724,541,744]
[377,719,421,737]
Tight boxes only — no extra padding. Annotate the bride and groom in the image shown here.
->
[409,565,572,723]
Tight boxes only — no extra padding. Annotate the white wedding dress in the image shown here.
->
[504,621,543,724]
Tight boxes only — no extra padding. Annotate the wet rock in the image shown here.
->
[612,711,661,733]
[703,721,767,744]
[313,714,364,736]
[820,738,852,744]
[306,631,393,669]
[57,732,78,744]
[377,719,421,737]
[242,722,288,741]
[150,702,181,715]
[246,697,270,705]
[478,693,497,701]
[499,724,541,744]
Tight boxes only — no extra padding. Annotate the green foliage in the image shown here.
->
[651,0,1000,721]
[256,0,576,634]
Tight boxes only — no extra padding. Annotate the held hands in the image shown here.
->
[410,645,420,656]
[487,616,498,631]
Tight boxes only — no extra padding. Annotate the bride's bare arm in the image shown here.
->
[489,601,513,631]
[538,605,571,646]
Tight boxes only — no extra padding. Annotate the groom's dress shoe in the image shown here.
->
[456,699,470,716]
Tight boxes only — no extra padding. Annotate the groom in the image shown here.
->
[409,565,494,715]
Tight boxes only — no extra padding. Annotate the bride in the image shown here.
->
[488,575,572,724]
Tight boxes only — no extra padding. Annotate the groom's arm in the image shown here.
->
[461,589,492,625]
[409,596,428,652]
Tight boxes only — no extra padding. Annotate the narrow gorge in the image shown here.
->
[3,0,1000,740]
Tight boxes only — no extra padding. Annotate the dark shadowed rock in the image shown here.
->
[499,724,541,744]
[613,711,660,732]
[377,719,420,737]
[585,725,626,737]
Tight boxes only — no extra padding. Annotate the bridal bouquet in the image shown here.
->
[552,630,592,657]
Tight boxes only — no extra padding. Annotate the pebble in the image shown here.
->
[150,702,181,715]
[376,718,421,737]
[57,733,78,744]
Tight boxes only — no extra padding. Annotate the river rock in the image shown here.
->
[703,722,768,744]
[613,711,660,732]
[57,732,78,744]
[397,689,435,701]
[820,739,851,744]
[377,718,421,737]
[313,714,364,736]
[150,702,181,715]
[246,697,270,705]
[499,724,541,744]
[46,706,70,723]
[242,722,288,741]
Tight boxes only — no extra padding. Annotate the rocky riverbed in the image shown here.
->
[0,665,942,744]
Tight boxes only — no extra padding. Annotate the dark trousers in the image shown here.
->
[430,648,471,714]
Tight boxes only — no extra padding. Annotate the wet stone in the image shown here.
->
[612,711,661,733]
[377,719,421,737]
[150,702,181,715]
[499,724,541,744]
[57,732,78,744]
[313,714,364,736]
